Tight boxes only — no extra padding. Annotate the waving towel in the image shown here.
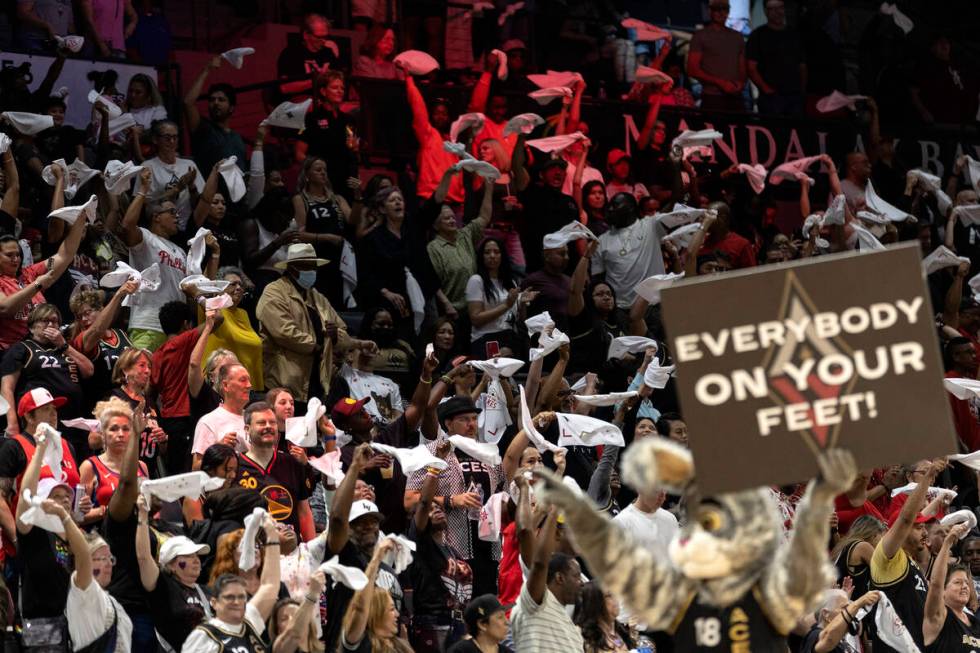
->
[48,194,99,226]
[218,156,246,202]
[394,50,440,76]
[737,163,768,194]
[449,113,486,143]
[503,113,544,136]
[103,160,143,195]
[140,471,225,503]
[285,397,325,448]
[1,112,54,135]
[186,227,212,276]
[542,221,597,249]
[608,336,658,360]
[573,391,638,407]
[221,47,255,69]
[634,273,684,305]
[263,99,312,131]
[556,413,625,447]
[370,443,448,475]
[815,91,867,113]
[238,507,269,571]
[529,328,570,361]
[643,361,676,389]
[309,450,345,485]
[448,435,502,466]
[318,556,369,590]
[519,385,563,453]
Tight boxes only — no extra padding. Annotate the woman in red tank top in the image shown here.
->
[78,397,148,522]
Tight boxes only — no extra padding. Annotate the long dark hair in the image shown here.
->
[582,180,607,217]
[475,237,515,303]
[574,581,635,652]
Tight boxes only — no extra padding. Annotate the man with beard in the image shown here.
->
[183,56,247,174]
[590,192,667,310]
[234,401,315,541]
[408,440,474,651]
[324,443,404,652]
[870,458,946,652]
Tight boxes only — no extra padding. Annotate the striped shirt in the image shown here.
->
[510,585,583,653]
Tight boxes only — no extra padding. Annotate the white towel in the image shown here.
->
[661,222,702,250]
[573,391,638,407]
[518,385,564,453]
[952,204,980,227]
[340,240,358,309]
[555,413,625,447]
[42,159,98,200]
[35,423,64,485]
[263,99,312,131]
[490,48,508,79]
[285,397,325,448]
[737,164,768,194]
[218,156,246,203]
[940,509,977,537]
[369,443,448,474]
[944,377,980,400]
[815,91,867,113]
[448,435,501,466]
[889,482,957,502]
[61,417,100,432]
[48,194,99,226]
[635,65,672,86]
[880,2,914,34]
[526,131,585,153]
[524,311,554,336]
[308,450,345,485]
[469,358,523,443]
[529,328,570,361]
[87,90,123,119]
[180,274,231,295]
[449,113,486,143]
[503,113,544,137]
[318,555,369,590]
[393,50,440,75]
[238,507,269,571]
[221,47,255,69]
[404,268,425,334]
[1,112,54,135]
[0,133,10,154]
[479,492,508,541]
[103,160,144,195]
[100,262,160,306]
[542,221,597,249]
[922,245,970,275]
[452,159,501,181]
[634,273,684,305]
[654,203,705,230]
[205,294,234,311]
[770,156,822,185]
[107,113,137,138]
[186,227,212,276]
[18,488,64,534]
[140,471,225,503]
[874,593,921,653]
[443,141,475,161]
[54,35,85,52]
[866,180,912,222]
[621,18,672,42]
[643,361,676,389]
[379,533,416,574]
[608,336,658,360]
[527,70,583,89]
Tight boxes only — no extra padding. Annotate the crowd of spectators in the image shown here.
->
[0,1,977,652]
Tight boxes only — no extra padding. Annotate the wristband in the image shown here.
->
[440,375,453,384]
[419,377,432,385]
[444,495,452,511]
[263,541,281,547]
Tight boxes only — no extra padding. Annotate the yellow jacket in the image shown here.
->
[255,276,350,401]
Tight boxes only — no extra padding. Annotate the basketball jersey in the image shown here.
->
[835,540,871,597]
[87,455,148,507]
[871,555,928,652]
[235,450,313,534]
[89,329,132,399]
[13,339,83,415]
[925,609,980,652]
[195,621,269,653]
[670,586,787,653]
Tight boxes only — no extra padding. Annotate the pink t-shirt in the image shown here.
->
[0,262,47,351]
[92,0,125,51]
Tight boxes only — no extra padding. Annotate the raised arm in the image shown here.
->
[403,351,438,432]
[567,79,585,134]
[183,56,222,134]
[47,166,66,245]
[880,459,944,559]
[468,56,496,113]
[246,124,267,209]
[944,262,969,329]
[14,434,49,534]
[274,572,326,653]
[192,162,221,229]
[535,344,570,413]
[80,281,139,353]
[569,241,597,317]
[187,309,217,397]
[413,459,441,534]
[134,494,160,591]
[120,168,151,247]
[61,504,94,589]
[924,524,966,645]
[821,155,843,198]
[0,150,20,221]
[343,539,395,646]
[107,400,145,521]
[327,443,371,554]
[637,93,664,151]
[511,134,530,192]
[404,73,433,142]
[249,514,283,621]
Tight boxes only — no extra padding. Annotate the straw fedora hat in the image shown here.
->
[274,243,329,270]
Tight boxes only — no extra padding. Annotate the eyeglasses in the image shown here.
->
[155,207,177,216]
[93,555,116,564]
[219,593,248,603]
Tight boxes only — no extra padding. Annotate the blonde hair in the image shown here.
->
[269,599,326,653]
[478,138,511,173]
[93,396,134,434]
[342,590,411,653]
[205,348,238,384]
[111,348,152,385]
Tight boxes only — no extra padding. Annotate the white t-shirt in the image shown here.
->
[339,364,405,424]
[142,156,205,230]
[613,503,678,553]
[181,604,266,653]
[128,227,188,332]
[66,573,133,653]
[130,105,169,130]
[192,406,247,456]
[606,180,650,201]
[563,160,604,197]
[591,217,666,309]
[465,275,513,341]
[510,585,584,653]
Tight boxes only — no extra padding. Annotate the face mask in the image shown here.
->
[296,270,317,289]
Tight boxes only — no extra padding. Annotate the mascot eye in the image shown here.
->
[697,508,724,532]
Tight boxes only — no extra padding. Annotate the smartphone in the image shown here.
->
[485,340,500,359]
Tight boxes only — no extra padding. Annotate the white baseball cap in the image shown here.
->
[158,535,210,565]
[349,499,382,523]
[36,476,72,499]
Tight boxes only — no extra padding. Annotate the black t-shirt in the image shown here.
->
[302,107,357,198]
[340,416,418,535]
[448,640,513,653]
[17,526,72,619]
[745,25,805,94]
[149,572,210,650]
[1,339,84,418]
[190,383,222,424]
[105,512,155,615]
[407,521,473,617]
[108,388,164,477]
[81,329,131,413]
[277,42,339,85]
[326,540,403,653]
[671,587,787,652]
[36,125,85,163]
[518,185,579,272]
[235,449,314,533]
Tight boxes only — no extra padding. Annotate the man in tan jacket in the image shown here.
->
[256,244,377,403]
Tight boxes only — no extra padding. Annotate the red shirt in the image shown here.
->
[944,370,980,452]
[0,262,47,351]
[151,328,200,418]
[498,521,522,609]
[701,231,757,269]
[834,494,885,534]
[958,327,980,363]
[406,77,465,203]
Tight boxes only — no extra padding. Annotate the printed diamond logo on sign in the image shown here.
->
[660,243,956,494]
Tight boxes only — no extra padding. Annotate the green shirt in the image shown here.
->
[427,220,484,310]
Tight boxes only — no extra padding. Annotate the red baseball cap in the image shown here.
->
[17,388,67,417]
[607,148,630,168]
[331,397,371,421]
[886,510,935,529]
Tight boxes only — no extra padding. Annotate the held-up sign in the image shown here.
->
[660,243,956,495]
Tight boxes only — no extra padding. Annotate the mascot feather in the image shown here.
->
[533,437,857,650]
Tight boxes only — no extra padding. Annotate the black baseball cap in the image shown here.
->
[464,594,512,634]
[437,396,482,423]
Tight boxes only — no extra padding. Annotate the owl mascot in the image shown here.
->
[534,437,857,652]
